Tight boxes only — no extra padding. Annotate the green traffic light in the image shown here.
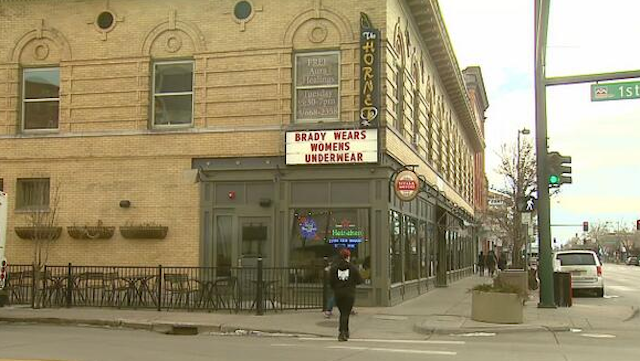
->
[549,174,559,184]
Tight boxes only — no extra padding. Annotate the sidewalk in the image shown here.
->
[0,275,636,339]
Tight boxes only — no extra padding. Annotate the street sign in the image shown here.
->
[517,196,537,213]
[591,81,640,102]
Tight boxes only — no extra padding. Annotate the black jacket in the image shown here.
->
[329,259,363,297]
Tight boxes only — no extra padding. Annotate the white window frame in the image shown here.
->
[293,51,341,124]
[152,60,195,128]
[21,67,60,133]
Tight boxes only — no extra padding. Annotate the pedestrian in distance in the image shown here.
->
[477,251,485,276]
[323,250,343,318]
[498,253,507,271]
[329,248,363,342]
[486,250,497,277]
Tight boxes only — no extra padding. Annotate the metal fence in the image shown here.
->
[5,260,327,314]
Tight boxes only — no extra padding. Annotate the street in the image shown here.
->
[0,264,638,361]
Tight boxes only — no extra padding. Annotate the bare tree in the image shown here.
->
[20,181,62,308]
[587,221,610,246]
[489,139,536,267]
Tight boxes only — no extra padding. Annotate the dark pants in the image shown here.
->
[336,294,355,334]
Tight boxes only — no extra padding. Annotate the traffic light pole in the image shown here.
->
[534,0,555,308]
[534,0,640,308]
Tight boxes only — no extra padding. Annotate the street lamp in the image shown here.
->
[516,128,530,269]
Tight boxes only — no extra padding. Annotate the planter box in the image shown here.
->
[14,226,62,240]
[495,269,528,296]
[471,290,523,324]
[120,226,168,239]
[67,226,115,240]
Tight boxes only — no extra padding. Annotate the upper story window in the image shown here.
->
[153,61,194,127]
[394,63,404,135]
[22,68,60,131]
[16,178,49,211]
[412,88,420,145]
[294,52,340,123]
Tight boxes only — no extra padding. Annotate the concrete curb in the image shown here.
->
[0,315,330,338]
[413,322,571,335]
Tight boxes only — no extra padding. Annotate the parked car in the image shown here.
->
[625,256,639,266]
[554,250,604,297]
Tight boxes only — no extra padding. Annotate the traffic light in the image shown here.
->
[583,221,589,232]
[636,219,640,231]
[547,151,572,187]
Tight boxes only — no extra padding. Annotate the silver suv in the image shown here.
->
[554,250,604,297]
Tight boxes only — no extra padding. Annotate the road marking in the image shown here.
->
[606,285,633,291]
[581,333,616,339]
[297,337,465,345]
[372,315,409,320]
[455,332,496,337]
[603,295,620,299]
[328,345,456,355]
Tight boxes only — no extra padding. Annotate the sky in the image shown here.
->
[438,0,640,243]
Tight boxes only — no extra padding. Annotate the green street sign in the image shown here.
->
[591,81,640,101]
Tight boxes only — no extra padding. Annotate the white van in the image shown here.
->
[554,250,604,297]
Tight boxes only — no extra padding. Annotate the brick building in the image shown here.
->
[0,0,488,306]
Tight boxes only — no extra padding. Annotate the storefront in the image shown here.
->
[194,154,475,307]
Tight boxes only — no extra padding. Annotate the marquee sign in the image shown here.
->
[359,13,380,128]
[285,129,378,165]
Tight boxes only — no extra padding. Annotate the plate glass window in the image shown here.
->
[290,209,370,283]
[16,178,50,211]
[22,68,60,131]
[294,52,340,123]
[153,61,193,127]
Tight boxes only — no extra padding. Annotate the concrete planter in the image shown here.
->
[471,290,523,324]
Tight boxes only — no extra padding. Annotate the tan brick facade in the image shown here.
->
[0,0,485,270]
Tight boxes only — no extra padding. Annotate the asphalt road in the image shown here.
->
[0,264,638,361]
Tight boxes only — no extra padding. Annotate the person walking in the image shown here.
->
[329,248,363,342]
[486,250,497,277]
[477,251,485,276]
[498,253,507,271]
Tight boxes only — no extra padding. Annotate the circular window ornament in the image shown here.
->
[33,43,50,60]
[234,1,253,21]
[97,11,115,31]
[394,170,420,202]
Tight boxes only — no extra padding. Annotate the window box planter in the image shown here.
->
[67,225,115,240]
[14,226,63,240]
[471,286,524,324]
[119,225,168,239]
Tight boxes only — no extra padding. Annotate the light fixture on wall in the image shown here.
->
[259,198,272,207]
[119,200,131,208]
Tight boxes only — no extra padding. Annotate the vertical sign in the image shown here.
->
[0,192,7,289]
[359,13,380,128]
[295,52,340,122]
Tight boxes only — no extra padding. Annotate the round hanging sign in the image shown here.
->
[394,170,420,202]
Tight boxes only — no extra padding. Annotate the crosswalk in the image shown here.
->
[271,337,465,356]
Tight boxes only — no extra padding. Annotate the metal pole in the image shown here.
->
[535,0,556,308]
[256,257,264,316]
[516,130,522,268]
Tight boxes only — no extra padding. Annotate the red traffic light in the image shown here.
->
[583,221,589,232]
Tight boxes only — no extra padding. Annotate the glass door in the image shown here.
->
[214,214,234,276]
